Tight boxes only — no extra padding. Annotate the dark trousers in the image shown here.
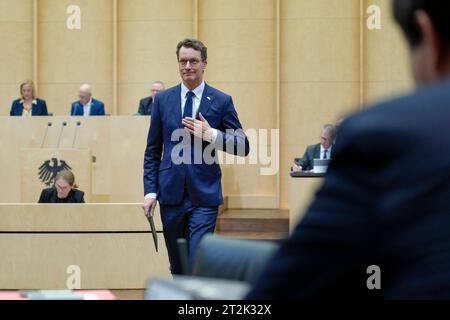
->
[160,190,218,274]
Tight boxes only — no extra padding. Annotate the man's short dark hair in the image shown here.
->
[393,0,450,48]
[176,38,207,61]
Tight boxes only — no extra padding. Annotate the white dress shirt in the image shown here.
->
[320,145,332,159]
[82,98,92,116]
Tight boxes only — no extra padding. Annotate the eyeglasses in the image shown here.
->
[56,183,70,191]
[178,59,201,67]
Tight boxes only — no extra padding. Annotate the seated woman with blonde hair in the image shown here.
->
[38,170,85,203]
[10,80,48,116]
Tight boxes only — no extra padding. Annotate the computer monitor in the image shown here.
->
[313,159,331,173]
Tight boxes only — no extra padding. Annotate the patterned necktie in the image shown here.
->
[323,149,328,159]
[183,91,195,118]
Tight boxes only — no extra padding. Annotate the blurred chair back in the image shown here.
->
[145,276,251,300]
[191,234,278,285]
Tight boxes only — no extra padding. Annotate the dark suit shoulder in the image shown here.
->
[71,189,85,203]
[157,84,180,98]
[151,85,180,108]
[307,144,320,159]
[40,187,54,196]
[92,98,104,105]
[332,81,450,177]
[10,100,21,115]
[140,96,152,104]
[306,143,320,153]
[343,79,450,138]
[205,83,231,101]
[38,187,56,203]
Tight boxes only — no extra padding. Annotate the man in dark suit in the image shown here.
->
[137,81,165,116]
[143,39,249,274]
[293,124,336,171]
[247,0,450,299]
[70,84,105,116]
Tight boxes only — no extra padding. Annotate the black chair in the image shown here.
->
[145,235,279,300]
[145,275,251,300]
[177,238,192,275]
[178,234,278,285]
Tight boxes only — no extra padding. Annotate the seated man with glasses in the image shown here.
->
[292,124,336,172]
[38,170,85,203]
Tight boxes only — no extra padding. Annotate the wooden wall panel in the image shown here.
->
[0,0,415,212]
[38,0,113,115]
[280,0,361,208]
[0,0,33,116]
[117,0,195,115]
[199,0,277,206]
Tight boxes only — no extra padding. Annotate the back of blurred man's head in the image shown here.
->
[393,0,450,85]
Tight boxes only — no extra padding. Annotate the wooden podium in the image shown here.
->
[20,148,92,202]
[289,172,324,232]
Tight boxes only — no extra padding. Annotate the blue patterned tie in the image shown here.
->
[323,149,328,159]
[183,91,195,118]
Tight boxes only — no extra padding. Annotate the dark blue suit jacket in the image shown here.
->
[247,79,450,299]
[10,98,48,116]
[70,98,105,116]
[143,83,249,206]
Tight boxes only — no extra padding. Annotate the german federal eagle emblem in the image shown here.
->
[38,158,72,186]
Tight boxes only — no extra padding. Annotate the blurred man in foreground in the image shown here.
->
[248,0,450,299]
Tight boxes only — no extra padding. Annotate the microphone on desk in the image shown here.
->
[40,122,52,148]
[56,121,67,148]
[72,121,81,149]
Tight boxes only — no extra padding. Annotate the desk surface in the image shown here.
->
[0,203,162,232]
[290,171,325,178]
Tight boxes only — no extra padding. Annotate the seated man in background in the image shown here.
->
[292,124,336,172]
[10,80,48,116]
[137,81,165,116]
[38,170,85,203]
[70,84,105,116]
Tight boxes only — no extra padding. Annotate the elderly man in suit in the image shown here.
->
[143,39,249,274]
[137,81,165,116]
[247,0,450,299]
[293,124,336,172]
[70,84,105,116]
